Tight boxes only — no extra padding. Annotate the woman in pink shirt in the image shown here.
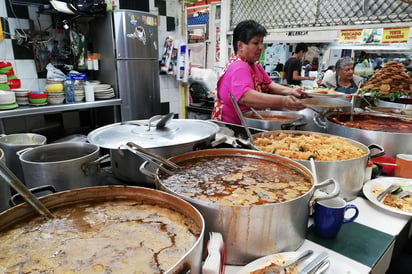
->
[211,20,305,125]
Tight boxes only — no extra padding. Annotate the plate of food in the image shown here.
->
[363,177,412,216]
[237,252,303,274]
[303,88,345,98]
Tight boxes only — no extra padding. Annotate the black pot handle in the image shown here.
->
[9,185,56,207]
[368,144,385,159]
[281,121,307,130]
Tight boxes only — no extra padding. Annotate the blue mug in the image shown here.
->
[314,197,359,238]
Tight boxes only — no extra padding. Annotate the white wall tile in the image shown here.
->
[14,60,37,79]
[20,78,40,91]
[6,18,30,39]
[0,40,15,60]
[0,0,6,17]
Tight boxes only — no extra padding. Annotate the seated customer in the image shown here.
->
[320,57,365,94]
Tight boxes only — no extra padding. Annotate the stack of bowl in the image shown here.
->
[0,90,18,110]
[74,88,85,102]
[28,91,47,105]
[45,81,65,104]
[12,88,29,105]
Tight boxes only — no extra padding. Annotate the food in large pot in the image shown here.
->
[0,186,204,273]
[146,148,338,265]
[251,130,382,201]
[320,112,412,157]
[87,118,220,185]
[243,110,305,130]
[18,142,105,191]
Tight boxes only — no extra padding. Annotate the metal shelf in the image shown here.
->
[0,99,121,119]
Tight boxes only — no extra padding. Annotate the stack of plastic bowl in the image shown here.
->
[0,90,18,110]
[12,88,30,105]
[0,62,21,89]
[45,80,65,104]
[28,91,47,105]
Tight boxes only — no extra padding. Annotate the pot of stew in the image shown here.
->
[242,110,306,130]
[0,186,204,273]
[320,112,412,157]
[139,148,339,265]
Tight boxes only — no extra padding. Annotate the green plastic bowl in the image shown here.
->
[29,98,47,105]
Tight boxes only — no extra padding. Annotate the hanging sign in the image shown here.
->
[382,27,409,43]
[339,29,363,43]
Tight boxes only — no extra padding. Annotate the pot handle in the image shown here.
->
[281,121,307,130]
[9,184,56,206]
[309,178,340,215]
[368,144,385,159]
[312,112,327,130]
[313,178,340,201]
[81,154,110,176]
[139,160,156,180]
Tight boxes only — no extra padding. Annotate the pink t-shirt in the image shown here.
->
[217,61,271,124]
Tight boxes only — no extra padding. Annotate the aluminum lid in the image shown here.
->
[87,119,220,149]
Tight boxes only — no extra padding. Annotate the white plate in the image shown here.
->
[237,252,304,274]
[363,177,412,216]
[93,84,111,90]
[303,89,345,98]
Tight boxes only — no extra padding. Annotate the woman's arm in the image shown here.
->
[266,82,305,98]
[238,89,304,110]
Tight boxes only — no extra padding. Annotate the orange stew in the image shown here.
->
[329,114,412,133]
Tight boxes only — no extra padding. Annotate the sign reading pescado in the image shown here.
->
[340,27,410,44]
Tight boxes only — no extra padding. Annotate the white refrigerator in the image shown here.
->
[91,9,161,121]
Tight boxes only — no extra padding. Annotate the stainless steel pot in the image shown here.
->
[0,133,47,183]
[0,148,11,212]
[318,112,412,158]
[243,110,306,130]
[251,130,383,201]
[0,186,204,273]
[18,142,106,191]
[143,148,339,265]
[87,118,220,185]
[377,98,412,109]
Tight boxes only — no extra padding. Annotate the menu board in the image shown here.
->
[339,27,410,44]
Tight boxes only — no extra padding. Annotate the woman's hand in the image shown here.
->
[283,95,305,111]
[288,87,310,99]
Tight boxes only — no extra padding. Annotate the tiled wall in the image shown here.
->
[0,0,184,121]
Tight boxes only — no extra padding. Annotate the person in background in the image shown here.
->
[284,43,316,85]
[211,20,306,125]
[303,60,312,77]
[320,57,365,94]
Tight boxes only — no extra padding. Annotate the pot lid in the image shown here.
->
[87,119,220,149]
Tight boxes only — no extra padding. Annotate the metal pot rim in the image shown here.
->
[251,129,371,162]
[87,119,220,149]
[155,148,316,208]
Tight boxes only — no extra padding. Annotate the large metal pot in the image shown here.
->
[377,98,412,109]
[251,130,383,201]
[0,133,47,183]
[18,142,105,191]
[0,186,204,273]
[87,118,220,185]
[318,112,412,158]
[243,110,306,130]
[0,148,11,212]
[143,148,339,265]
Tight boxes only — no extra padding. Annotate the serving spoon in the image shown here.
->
[0,160,54,218]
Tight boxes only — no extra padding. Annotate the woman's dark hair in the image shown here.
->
[233,20,267,53]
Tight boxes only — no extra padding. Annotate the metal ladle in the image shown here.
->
[230,93,253,141]
[0,161,54,218]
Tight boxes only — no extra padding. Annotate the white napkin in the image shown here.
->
[202,232,225,274]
